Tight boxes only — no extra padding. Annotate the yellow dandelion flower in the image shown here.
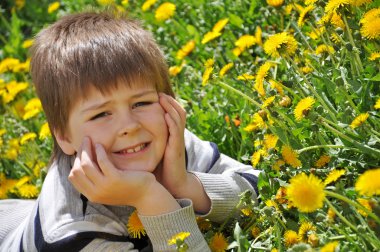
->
[357,198,373,217]
[219,63,234,77]
[196,217,212,232]
[23,98,42,120]
[142,0,157,11]
[267,0,284,7]
[0,58,20,74]
[241,207,252,216]
[262,96,275,108]
[264,32,298,58]
[275,187,287,204]
[251,149,266,167]
[315,154,331,168]
[271,249,278,252]
[351,0,372,6]
[307,26,326,40]
[12,59,30,73]
[168,231,190,245]
[97,0,114,5]
[294,97,315,121]
[288,173,325,213]
[127,210,146,239]
[0,178,18,199]
[369,52,380,61]
[301,66,313,74]
[209,233,228,252]
[155,2,176,21]
[315,45,335,55]
[264,134,278,150]
[361,18,380,39]
[212,18,229,33]
[355,168,380,196]
[330,12,345,28]
[251,226,260,238]
[360,8,380,39]
[284,4,293,15]
[254,139,263,148]
[33,161,46,177]
[176,40,195,60]
[298,5,315,27]
[375,98,380,109]
[273,159,285,171]
[202,67,213,86]
[244,113,266,132]
[232,47,243,57]
[255,26,263,46]
[284,230,298,247]
[350,112,369,129]
[201,31,222,44]
[324,169,346,185]
[325,0,351,14]
[330,33,342,44]
[266,199,280,211]
[16,184,39,199]
[204,59,214,68]
[254,79,266,97]
[0,129,6,136]
[308,233,319,247]
[320,241,339,252]
[327,208,336,222]
[235,35,256,50]
[282,145,302,168]
[47,2,60,14]
[237,73,255,80]
[22,39,34,49]
[2,81,28,104]
[39,122,51,140]
[298,221,316,242]
[20,132,37,145]
[269,79,284,95]
[169,65,183,77]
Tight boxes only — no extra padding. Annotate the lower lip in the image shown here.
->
[113,143,150,158]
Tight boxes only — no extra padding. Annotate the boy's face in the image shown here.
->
[56,81,168,172]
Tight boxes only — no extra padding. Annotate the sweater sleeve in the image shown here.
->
[184,129,261,222]
[138,199,210,252]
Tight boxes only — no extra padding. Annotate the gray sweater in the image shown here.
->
[0,130,260,251]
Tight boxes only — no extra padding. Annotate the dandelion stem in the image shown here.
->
[291,22,313,51]
[325,190,380,225]
[324,198,358,232]
[342,14,363,73]
[297,145,347,154]
[15,160,33,176]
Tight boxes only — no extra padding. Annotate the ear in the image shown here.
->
[54,130,76,155]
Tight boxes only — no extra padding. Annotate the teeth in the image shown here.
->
[121,143,145,154]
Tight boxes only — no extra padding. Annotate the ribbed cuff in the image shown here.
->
[190,172,241,222]
[138,199,210,252]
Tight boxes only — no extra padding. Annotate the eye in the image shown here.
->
[132,101,153,109]
[90,112,111,120]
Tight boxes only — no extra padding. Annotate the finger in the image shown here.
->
[80,137,103,182]
[159,94,185,128]
[165,113,183,148]
[95,143,116,177]
[69,157,96,195]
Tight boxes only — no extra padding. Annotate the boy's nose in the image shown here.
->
[118,112,141,136]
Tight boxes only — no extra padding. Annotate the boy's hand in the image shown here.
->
[156,93,211,213]
[69,137,180,215]
[154,93,188,196]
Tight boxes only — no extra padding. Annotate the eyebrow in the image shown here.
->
[80,89,157,114]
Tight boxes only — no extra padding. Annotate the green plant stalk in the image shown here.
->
[342,14,363,72]
[297,144,345,154]
[321,116,361,140]
[286,56,338,123]
[15,160,33,176]
[320,120,380,158]
[291,22,313,51]
[325,198,358,232]
[325,190,380,225]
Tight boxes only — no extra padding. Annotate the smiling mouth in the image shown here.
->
[115,143,149,154]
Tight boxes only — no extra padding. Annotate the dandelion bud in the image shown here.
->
[258,110,267,120]
[279,96,291,107]
[308,233,319,247]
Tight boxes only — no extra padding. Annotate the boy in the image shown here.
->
[0,11,260,251]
